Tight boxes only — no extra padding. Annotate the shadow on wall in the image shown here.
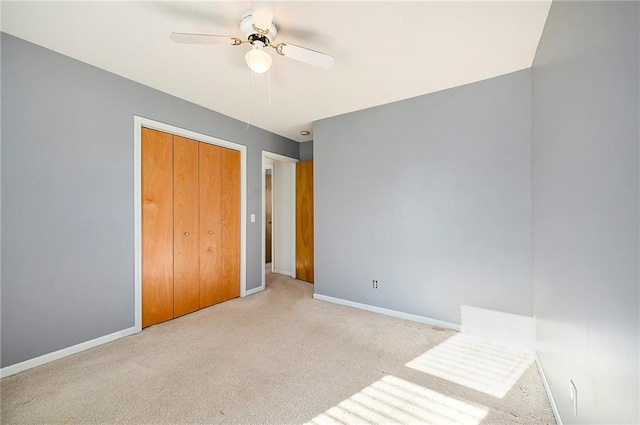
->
[460,305,535,349]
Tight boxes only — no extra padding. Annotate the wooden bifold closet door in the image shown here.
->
[198,142,222,309]
[215,146,241,302]
[199,143,240,307]
[142,127,240,328]
[173,136,200,318]
[141,128,174,328]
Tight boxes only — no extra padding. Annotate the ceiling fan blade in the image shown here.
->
[277,43,334,70]
[251,1,276,31]
[170,32,240,45]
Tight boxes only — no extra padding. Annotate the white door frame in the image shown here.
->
[261,151,298,292]
[133,116,248,334]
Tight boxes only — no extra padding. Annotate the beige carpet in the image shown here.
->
[1,273,555,424]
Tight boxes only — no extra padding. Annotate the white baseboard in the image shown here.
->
[0,327,136,379]
[273,269,293,276]
[312,293,460,331]
[535,352,563,425]
[244,286,264,296]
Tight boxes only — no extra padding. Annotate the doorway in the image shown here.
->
[261,151,298,291]
[265,163,274,274]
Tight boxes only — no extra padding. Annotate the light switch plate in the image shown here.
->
[250,214,256,223]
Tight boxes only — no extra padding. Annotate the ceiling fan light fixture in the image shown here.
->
[171,9,334,75]
[245,43,272,74]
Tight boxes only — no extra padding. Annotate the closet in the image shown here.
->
[142,127,240,328]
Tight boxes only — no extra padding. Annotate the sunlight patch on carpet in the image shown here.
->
[305,375,488,425]
[405,333,534,398]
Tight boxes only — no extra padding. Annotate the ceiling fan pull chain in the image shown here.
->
[246,68,252,129]
[268,70,271,107]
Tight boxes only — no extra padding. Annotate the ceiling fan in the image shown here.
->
[169,2,334,74]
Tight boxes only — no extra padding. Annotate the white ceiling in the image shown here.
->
[1,1,551,142]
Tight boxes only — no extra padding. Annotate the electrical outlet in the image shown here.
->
[372,280,378,289]
[570,380,577,416]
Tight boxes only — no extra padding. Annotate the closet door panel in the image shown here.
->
[141,128,174,328]
[199,142,222,308]
[219,147,241,301]
[173,136,200,317]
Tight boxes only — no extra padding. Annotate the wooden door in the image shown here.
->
[265,170,272,263]
[142,131,241,325]
[173,136,200,317]
[219,147,241,301]
[141,128,174,328]
[199,142,222,308]
[296,160,314,283]
[199,144,240,306]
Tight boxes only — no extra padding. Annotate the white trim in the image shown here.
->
[274,269,293,275]
[261,156,267,291]
[245,286,264,297]
[134,118,142,333]
[134,116,248,333]
[291,164,296,279]
[535,352,563,425]
[264,151,300,164]
[0,327,136,378]
[261,151,298,291]
[312,293,461,331]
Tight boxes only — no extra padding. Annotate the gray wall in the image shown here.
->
[532,2,639,423]
[313,69,532,324]
[299,141,313,161]
[1,34,299,368]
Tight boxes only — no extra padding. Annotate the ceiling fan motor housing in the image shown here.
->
[240,11,278,43]
[247,33,270,48]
